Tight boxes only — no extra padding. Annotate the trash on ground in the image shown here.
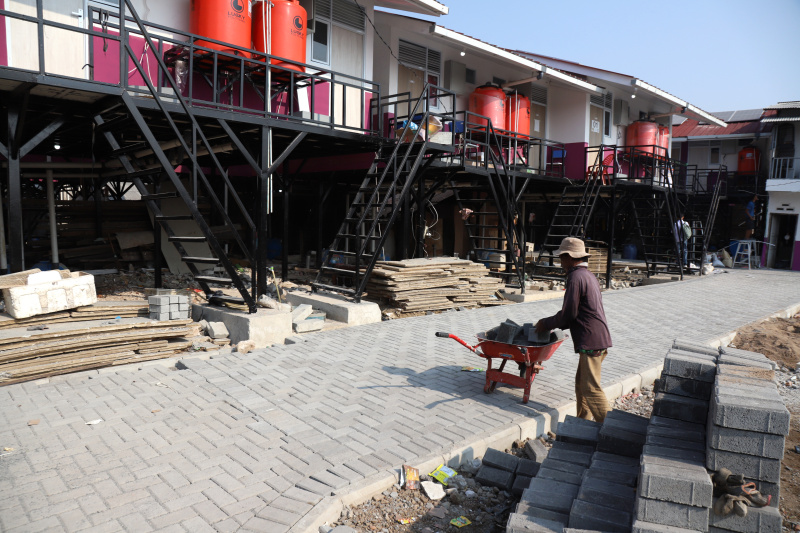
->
[27,419,39,426]
[461,366,484,372]
[450,516,471,527]
[429,464,457,485]
[85,419,103,425]
[400,464,419,490]
[420,480,445,501]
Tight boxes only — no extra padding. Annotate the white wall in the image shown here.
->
[548,87,588,144]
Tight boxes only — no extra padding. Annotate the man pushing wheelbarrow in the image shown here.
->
[535,237,613,423]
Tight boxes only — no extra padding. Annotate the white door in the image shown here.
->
[5,0,86,78]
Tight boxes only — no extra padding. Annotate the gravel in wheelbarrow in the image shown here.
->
[436,320,567,404]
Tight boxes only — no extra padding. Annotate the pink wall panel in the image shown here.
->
[0,0,8,67]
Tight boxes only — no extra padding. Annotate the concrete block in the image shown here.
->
[475,465,514,490]
[506,513,565,533]
[168,295,179,303]
[524,439,549,463]
[516,458,541,478]
[169,310,185,320]
[540,458,587,477]
[149,295,170,305]
[511,475,532,496]
[291,304,314,323]
[577,475,636,513]
[563,415,601,428]
[720,346,777,370]
[708,504,781,532]
[632,520,698,533]
[655,374,714,400]
[707,423,785,459]
[634,497,708,530]
[649,415,705,434]
[652,392,708,424]
[706,447,781,483]
[497,319,522,344]
[521,485,577,515]
[293,320,324,333]
[638,461,713,507]
[645,434,706,453]
[716,364,775,382]
[662,350,718,382]
[710,393,790,435]
[717,353,774,370]
[672,339,721,357]
[285,291,380,325]
[568,499,632,532]
[647,424,705,443]
[550,441,595,455]
[597,425,646,458]
[178,303,189,311]
[640,453,709,473]
[537,467,583,486]
[641,445,706,466]
[582,466,638,488]
[522,478,580,499]
[4,271,97,319]
[150,312,170,321]
[590,458,639,477]
[556,420,599,448]
[515,503,569,525]
[206,321,230,339]
[592,451,639,467]
[483,447,521,473]
[547,447,592,467]
[715,383,781,403]
[605,409,650,431]
[191,304,292,348]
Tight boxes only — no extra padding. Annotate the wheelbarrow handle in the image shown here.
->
[435,332,478,353]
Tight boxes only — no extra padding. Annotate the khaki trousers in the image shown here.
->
[575,350,610,423]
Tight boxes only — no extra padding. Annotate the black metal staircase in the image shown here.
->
[97,0,258,312]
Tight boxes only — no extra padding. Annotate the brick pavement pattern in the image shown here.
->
[1,269,799,532]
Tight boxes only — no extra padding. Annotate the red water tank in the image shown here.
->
[626,121,659,155]
[252,0,307,72]
[738,146,760,174]
[505,93,531,138]
[469,84,506,131]
[657,125,670,158]
[191,0,252,55]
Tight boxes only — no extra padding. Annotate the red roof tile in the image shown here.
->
[672,110,775,138]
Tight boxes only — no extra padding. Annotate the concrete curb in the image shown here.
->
[707,301,800,349]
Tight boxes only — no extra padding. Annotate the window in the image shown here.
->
[591,92,613,138]
[398,40,442,108]
[301,0,365,66]
[710,144,720,165]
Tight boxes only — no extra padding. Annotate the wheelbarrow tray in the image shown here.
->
[475,331,563,363]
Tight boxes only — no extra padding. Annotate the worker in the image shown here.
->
[536,237,612,423]
[745,194,757,239]
[673,212,691,268]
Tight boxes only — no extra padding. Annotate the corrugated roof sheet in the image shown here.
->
[672,110,775,138]
[764,101,800,110]
[762,116,800,123]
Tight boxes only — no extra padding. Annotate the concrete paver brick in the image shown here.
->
[708,503,781,532]
[634,497,708,530]
[597,425,646,458]
[672,339,720,357]
[708,423,785,459]
[537,467,583,486]
[514,503,568,525]
[662,350,717,382]
[568,498,632,531]
[652,392,708,424]
[483,447,521,473]
[511,475,532,496]
[516,458,541,478]
[645,434,705,453]
[506,513,564,533]
[475,466,514,490]
[582,466,638,488]
[524,439,549,463]
[647,424,705,443]
[655,374,714,400]
[282,486,323,505]
[632,519,698,533]
[648,415,705,433]
[547,447,592,467]
[576,476,635,513]
[710,392,790,436]
[556,421,599,448]
[638,461,713,507]
[706,447,781,483]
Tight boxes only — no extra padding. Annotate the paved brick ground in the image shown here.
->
[1,269,799,532]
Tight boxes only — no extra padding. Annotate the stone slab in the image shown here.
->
[707,423,785,459]
[638,461,713,507]
[285,291,380,325]
[706,447,781,483]
[191,304,291,348]
[634,497,709,530]
[708,503,781,532]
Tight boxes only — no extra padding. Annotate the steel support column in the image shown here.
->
[605,186,616,289]
[282,180,289,281]
[257,126,269,296]
[5,85,34,272]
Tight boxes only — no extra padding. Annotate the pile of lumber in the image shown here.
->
[0,319,196,386]
[366,257,505,313]
[0,301,149,331]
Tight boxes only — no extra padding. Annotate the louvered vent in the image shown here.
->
[399,40,427,70]
[530,84,547,105]
[427,49,441,74]
[315,0,332,18]
[333,0,365,32]
[590,93,604,107]
[605,92,612,109]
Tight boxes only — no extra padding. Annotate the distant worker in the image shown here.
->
[673,212,691,267]
[745,194,757,239]
[535,237,612,423]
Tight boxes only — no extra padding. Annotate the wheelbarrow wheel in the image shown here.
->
[484,383,491,394]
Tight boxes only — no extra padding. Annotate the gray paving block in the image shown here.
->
[603,414,649,435]
[645,434,706,453]
[605,408,650,430]
[655,374,714,400]
[511,475,533,496]
[717,353,774,370]
[662,350,718,382]
[634,497,709,530]
[515,503,569,525]
[715,379,781,400]
[521,486,577,515]
[523,478,581,499]
[516,458,541,478]
[582,466,638,488]
[592,451,639,467]
[641,445,706,466]
[506,513,565,533]
[547,447,593,467]
[537,466,583,486]
[647,424,705,443]
[638,461,713,507]
[597,425,646,458]
[649,415,706,434]
[497,319,522,344]
[483,447,521,473]
[720,346,777,370]
[550,440,596,455]
[706,447,781,483]
[672,339,721,357]
[710,393,790,435]
[632,520,698,533]
[540,458,587,477]
[576,475,636,514]
[563,415,602,429]
[590,458,639,477]
[149,295,170,305]
[291,304,313,322]
[556,419,600,448]
[652,392,708,424]
[475,465,514,490]
[707,423,785,459]
[524,439,549,463]
[708,503,781,532]
[568,498,632,532]
[716,363,775,382]
[640,453,709,473]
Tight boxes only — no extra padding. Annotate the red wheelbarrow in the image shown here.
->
[435,329,567,403]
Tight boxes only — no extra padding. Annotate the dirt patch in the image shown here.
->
[731,314,800,525]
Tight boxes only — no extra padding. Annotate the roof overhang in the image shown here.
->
[375,0,448,16]
[631,79,726,128]
[672,133,766,142]
[762,116,800,123]
[429,25,604,95]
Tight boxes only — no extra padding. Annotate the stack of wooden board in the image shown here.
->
[0,300,149,331]
[0,319,196,385]
[585,245,609,275]
[366,257,505,313]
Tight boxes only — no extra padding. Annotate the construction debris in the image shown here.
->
[366,258,506,315]
[1,269,97,319]
[0,301,149,330]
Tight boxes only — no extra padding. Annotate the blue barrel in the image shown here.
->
[622,244,637,260]
[266,238,282,260]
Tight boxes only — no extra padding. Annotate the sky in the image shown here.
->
[381,0,800,113]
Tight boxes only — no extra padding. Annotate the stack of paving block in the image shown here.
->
[706,347,785,532]
[475,448,540,495]
[148,294,190,321]
[291,304,325,333]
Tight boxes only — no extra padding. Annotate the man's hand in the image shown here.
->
[535,320,548,333]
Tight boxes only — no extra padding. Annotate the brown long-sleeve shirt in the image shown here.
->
[540,265,612,353]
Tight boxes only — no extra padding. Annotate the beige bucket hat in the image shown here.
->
[554,237,590,259]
